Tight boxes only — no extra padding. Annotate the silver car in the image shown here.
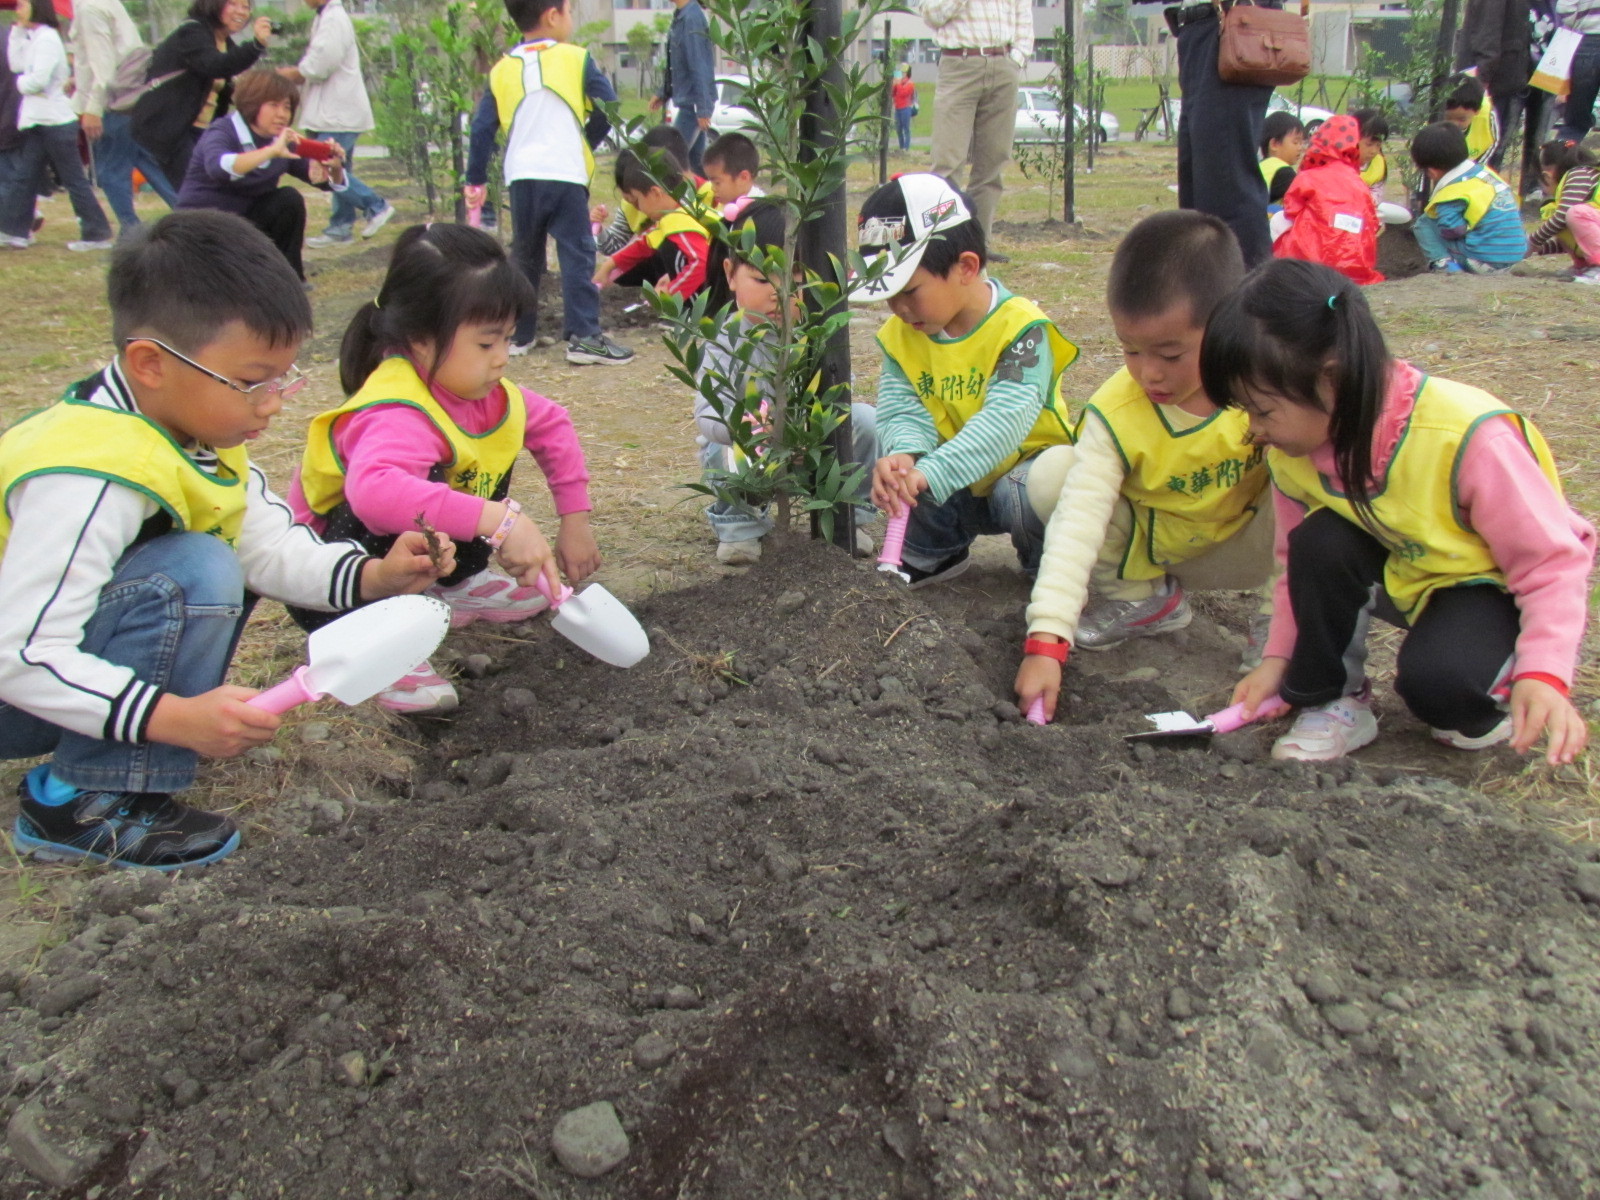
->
[1014,86,1121,144]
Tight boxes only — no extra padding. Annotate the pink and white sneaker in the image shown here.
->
[430,568,551,628]
[375,660,459,714]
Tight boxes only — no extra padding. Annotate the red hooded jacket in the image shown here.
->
[1273,115,1384,285]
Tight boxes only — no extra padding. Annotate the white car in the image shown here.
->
[1164,92,1334,136]
[665,74,758,140]
[1014,87,1120,145]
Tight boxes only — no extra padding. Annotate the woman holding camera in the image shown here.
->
[131,0,272,196]
[175,69,345,281]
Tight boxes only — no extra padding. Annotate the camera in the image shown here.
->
[268,20,283,33]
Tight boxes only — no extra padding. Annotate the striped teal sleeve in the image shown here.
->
[877,354,940,459]
[916,326,1053,504]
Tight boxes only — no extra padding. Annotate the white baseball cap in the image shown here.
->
[853,173,975,301]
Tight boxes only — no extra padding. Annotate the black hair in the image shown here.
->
[704,131,760,179]
[1351,107,1388,142]
[1107,210,1244,325]
[1259,111,1304,157]
[704,198,788,312]
[1540,138,1598,179]
[1411,121,1468,172]
[614,146,687,196]
[640,123,691,166]
[1444,76,1485,112]
[918,207,987,275]
[1200,259,1391,530]
[109,210,311,354]
[504,0,567,33]
[338,224,536,395]
[23,0,61,30]
[186,0,235,30]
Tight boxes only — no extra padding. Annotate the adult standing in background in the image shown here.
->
[1166,0,1276,267]
[648,0,714,175]
[1553,0,1600,143]
[892,63,916,152]
[278,0,393,246]
[131,0,270,199]
[921,0,1030,258]
[69,0,179,240]
[1457,0,1557,194]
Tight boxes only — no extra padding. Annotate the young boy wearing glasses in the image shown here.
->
[0,211,451,870]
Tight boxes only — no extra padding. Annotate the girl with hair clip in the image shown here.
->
[1529,139,1600,284]
[1208,259,1594,765]
[289,223,600,713]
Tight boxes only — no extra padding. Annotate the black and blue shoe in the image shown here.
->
[12,767,240,871]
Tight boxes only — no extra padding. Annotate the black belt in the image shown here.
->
[1166,0,1283,32]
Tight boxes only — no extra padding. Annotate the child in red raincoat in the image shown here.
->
[1272,115,1384,285]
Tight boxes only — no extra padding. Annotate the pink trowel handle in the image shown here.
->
[1207,693,1287,734]
[532,573,574,610]
[877,510,909,571]
[1025,695,1049,726]
[247,665,324,714]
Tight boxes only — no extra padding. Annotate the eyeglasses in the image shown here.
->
[127,338,307,401]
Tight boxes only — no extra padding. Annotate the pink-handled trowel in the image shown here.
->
[1124,694,1288,743]
[532,576,650,668]
[877,510,910,582]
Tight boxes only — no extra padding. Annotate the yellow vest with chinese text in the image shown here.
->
[1426,163,1514,228]
[490,41,594,180]
[1268,373,1562,619]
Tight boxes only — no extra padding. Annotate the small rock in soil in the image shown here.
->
[126,1131,170,1188]
[569,948,598,973]
[1166,987,1195,1020]
[550,1101,630,1178]
[1322,1003,1372,1036]
[662,985,701,1010]
[1302,971,1345,1006]
[500,688,536,715]
[774,590,808,614]
[1572,862,1600,903]
[335,1051,367,1087]
[33,974,102,1018]
[460,653,493,679]
[631,1033,675,1070]
[298,721,332,745]
[7,1103,87,1189]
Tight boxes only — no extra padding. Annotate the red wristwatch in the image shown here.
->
[1023,637,1069,662]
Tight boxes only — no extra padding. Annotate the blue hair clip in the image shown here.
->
[1326,294,1338,310]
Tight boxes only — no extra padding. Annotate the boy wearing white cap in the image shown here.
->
[857,174,1077,586]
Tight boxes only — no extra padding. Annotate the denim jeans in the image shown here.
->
[902,454,1046,573]
[309,129,386,236]
[1412,215,1516,273]
[0,121,113,241]
[508,178,602,344]
[1557,34,1600,144]
[895,106,913,151]
[92,110,179,232]
[0,533,249,793]
[700,402,879,543]
[672,102,708,175]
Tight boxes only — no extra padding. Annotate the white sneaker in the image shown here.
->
[375,660,459,714]
[429,568,551,628]
[716,539,762,565]
[362,202,396,239]
[1432,718,1512,750]
[305,232,354,248]
[67,239,114,252]
[1,235,33,250]
[508,340,535,357]
[1573,267,1600,286]
[1271,694,1379,762]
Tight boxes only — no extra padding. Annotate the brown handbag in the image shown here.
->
[1216,0,1312,88]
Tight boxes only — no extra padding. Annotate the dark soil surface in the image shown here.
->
[3,541,1600,1200]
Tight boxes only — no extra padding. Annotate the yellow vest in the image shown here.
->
[0,390,249,553]
[1466,98,1494,160]
[1361,152,1387,188]
[1080,368,1269,581]
[877,290,1079,497]
[623,179,716,233]
[1426,163,1516,228]
[1538,170,1600,253]
[1260,156,1290,189]
[490,41,594,180]
[643,207,709,250]
[298,357,526,517]
[1269,373,1562,619]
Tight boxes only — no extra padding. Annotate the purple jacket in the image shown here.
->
[175,111,331,213]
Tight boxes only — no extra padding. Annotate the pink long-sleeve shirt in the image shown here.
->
[289,377,592,541]
[1263,360,1595,687]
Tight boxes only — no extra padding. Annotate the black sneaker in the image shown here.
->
[565,334,635,366]
[902,548,971,589]
[13,774,240,871]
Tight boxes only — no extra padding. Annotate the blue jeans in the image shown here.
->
[92,110,179,232]
[902,455,1045,573]
[1412,215,1516,273]
[508,177,601,343]
[1557,34,1600,144]
[895,106,914,151]
[0,533,248,794]
[700,402,879,543]
[309,129,386,236]
[0,121,113,241]
[672,102,708,175]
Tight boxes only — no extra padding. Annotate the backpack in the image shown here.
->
[105,42,184,113]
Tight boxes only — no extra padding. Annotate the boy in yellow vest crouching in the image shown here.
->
[1015,211,1274,720]
[594,147,713,302]
[856,174,1078,588]
[0,212,449,869]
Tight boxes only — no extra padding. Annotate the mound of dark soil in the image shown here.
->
[3,541,1599,1200]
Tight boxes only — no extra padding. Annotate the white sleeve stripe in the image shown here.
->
[19,481,122,705]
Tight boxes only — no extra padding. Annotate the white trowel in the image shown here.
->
[533,577,650,668]
[1125,694,1288,743]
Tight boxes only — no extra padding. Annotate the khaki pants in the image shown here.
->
[928,53,1021,241]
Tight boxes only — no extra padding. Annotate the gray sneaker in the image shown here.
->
[306,231,354,248]
[1076,578,1192,651]
[566,334,635,366]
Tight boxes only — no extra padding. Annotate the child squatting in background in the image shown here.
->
[1528,139,1600,285]
[1352,108,1390,205]
[1272,115,1383,285]
[0,212,450,869]
[593,146,712,302]
[857,174,1078,587]
[1442,76,1500,166]
[1259,111,1306,207]
[1016,211,1273,720]
[591,124,713,257]
[290,224,600,715]
[695,200,879,565]
[1211,259,1594,766]
[701,131,766,222]
[1411,122,1527,274]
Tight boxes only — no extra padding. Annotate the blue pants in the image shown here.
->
[508,178,602,344]
[1557,34,1600,144]
[309,129,387,236]
[902,456,1045,573]
[672,102,708,175]
[92,110,179,233]
[0,534,249,794]
[895,107,914,151]
[1412,215,1517,273]
[0,121,113,242]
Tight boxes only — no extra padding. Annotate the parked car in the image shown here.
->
[1163,92,1334,136]
[1014,87,1120,145]
[664,74,758,142]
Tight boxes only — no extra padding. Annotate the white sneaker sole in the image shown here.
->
[1271,713,1379,762]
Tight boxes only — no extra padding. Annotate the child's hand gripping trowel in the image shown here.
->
[1125,694,1289,743]
[532,577,650,667]
[247,596,453,713]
